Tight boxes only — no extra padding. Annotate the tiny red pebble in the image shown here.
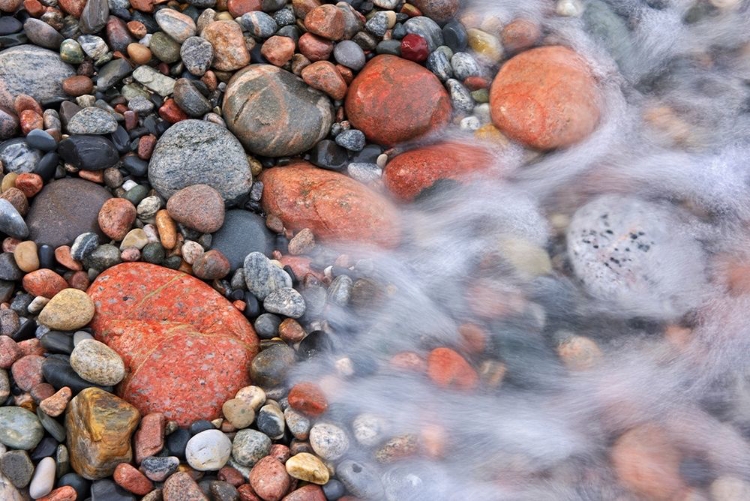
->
[288,382,328,417]
[400,33,429,63]
[159,99,189,124]
[463,75,490,91]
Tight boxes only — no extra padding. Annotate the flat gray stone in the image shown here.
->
[67,107,118,135]
[0,407,44,451]
[0,45,75,109]
[211,210,273,271]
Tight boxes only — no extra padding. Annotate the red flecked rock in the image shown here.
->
[11,354,45,391]
[298,33,333,62]
[127,21,147,38]
[227,0,261,17]
[260,161,401,247]
[20,110,43,135]
[37,486,78,501]
[261,36,297,67]
[58,0,84,16]
[282,485,326,501]
[14,94,42,116]
[114,462,155,495]
[288,382,328,417]
[411,0,458,23]
[203,21,251,72]
[17,338,44,356]
[427,347,478,391]
[292,0,320,19]
[400,33,429,62]
[159,99,188,124]
[134,412,166,463]
[0,335,21,369]
[278,318,306,343]
[383,141,497,202]
[55,245,82,271]
[1,188,28,216]
[22,269,68,298]
[463,76,490,91]
[15,173,43,198]
[219,466,246,487]
[501,18,541,54]
[68,270,90,291]
[163,471,207,501]
[345,55,451,147]
[269,444,290,463]
[137,134,157,160]
[250,456,291,501]
[301,61,347,101]
[192,250,231,280]
[166,184,225,234]
[489,46,601,150]
[98,198,137,241]
[304,4,344,41]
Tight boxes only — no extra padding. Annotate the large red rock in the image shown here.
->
[88,263,259,426]
[260,161,401,248]
[345,55,451,147]
[383,142,497,202]
[489,46,601,150]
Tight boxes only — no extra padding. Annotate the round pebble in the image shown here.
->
[186,429,233,471]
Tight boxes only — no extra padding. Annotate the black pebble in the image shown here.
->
[59,472,91,500]
[30,436,59,461]
[309,139,349,171]
[166,428,191,459]
[189,419,214,436]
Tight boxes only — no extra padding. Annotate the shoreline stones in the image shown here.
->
[0,45,75,108]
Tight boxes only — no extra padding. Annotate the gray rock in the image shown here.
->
[347,162,382,184]
[0,450,33,489]
[80,0,109,34]
[243,252,292,300]
[180,36,213,76]
[173,79,211,117]
[284,407,310,440]
[109,0,130,10]
[27,178,111,248]
[239,11,277,38]
[223,65,333,157]
[263,287,305,318]
[127,95,153,114]
[0,138,41,173]
[78,34,108,60]
[334,129,365,151]
[154,8,196,43]
[365,12,389,37]
[96,58,133,91]
[133,65,176,96]
[249,343,294,388]
[82,243,122,270]
[327,274,352,306]
[273,7,295,26]
[254,313,281,339]
[427,50,453,82]
[141,456,179,482]
[0,199,28,239]
[373,0,398,6]
[211,210,274,271]
[231,429,271,467]
[404,16,443,52]
[0,407,44,450]
[67,107,118,135]
[150,31,181,64]
[37,408,66,443]
[22,19,63,50]
[309,422,349,461]
[149,119,252,204]
[0,45,75,109]
[25,129,57,152]
[446,78,474,113]
[0,106,18,140]
[28,457,55,499]
[337,460,384,499]
[333,40,365,71]
[450,52,481,80]
[71,232,99,261]
[0,369,8,402]
[255,404,284,440]
[0,253,22,281]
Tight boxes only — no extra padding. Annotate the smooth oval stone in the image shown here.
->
[185,429,232,471]
[59,472,91,500]
[23,19,63,50]
[42,357,113,394]
[148,120,252,205]
[211,210,274,271]
[223,64,333,157]
[28,456,55,499]
[0,45,75,108]
[25,129,57,152]
[231,429,271,467]
[0,407,44,450]
[0,18,22,36]
[66,108,118,135]
[0,138,41,173]
[27,178,111,248]
[0,199,28,239]
[41,331,75,354]
[58,135,120,171]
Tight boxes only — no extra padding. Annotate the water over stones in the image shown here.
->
[0,46,75,108]
[148,119,252,205]
[223,64,333,157]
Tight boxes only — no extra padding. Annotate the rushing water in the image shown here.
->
[292,1,750,499]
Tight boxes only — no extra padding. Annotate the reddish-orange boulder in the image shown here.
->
[383,141,497,202]
[345,55,451,147]
[260,161,401,247]
[489,46,601,150]
[427,347,478,391]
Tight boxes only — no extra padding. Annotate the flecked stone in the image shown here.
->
[334,129,365,152]
[172,79,211,118]
[166,184,225,233]
[97,199,136,243]
[11,354,44,390]
[403,16,442,52]
[133,412,165,464]
[288,382,327,417]
[222,398,255,429]
[38,288,95,330]
[141,456,179,482]
[298,33,332,62]
[304,4,343,40]
[0,106,18,140]
[70,338,125,386]
[249,456,290,501]
[301,61,347,100]
[232,429,271,467]
[67,108,118,135]
[345,55,451,146]
[22,268,67,298]
[0,138,40,174]
[83,243,121,270]
[0,46,75,109]
[39,386,72,417]
[223,65,333,157]
[283,485,326,501]
[260,161,401,247]
[0,198,28,239]
[0,335,21,368]
[181,36,213,76]
[261,35,296,67]
[80,0,108,33]
[163,471,208,501]
[155,8,196,43]
[192,250,231,280]
[239,11,277,38]
[149,32,181,64]
[149,120,252,205]
[186,429,233,471]
[0,407,44,450]
[309,422,348,461]
[132,65,175,97]
[336,460,384,500]
[201,21,250,72]
[0,450,33,488]
[243,252,292,300]
[113,463,153,496]
[285,453,328,485]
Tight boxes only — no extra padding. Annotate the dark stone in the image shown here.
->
[0,18,22,36]
[10,318,35,342]
[308,139,348,171]
[165,428,191,459]
[210,210,274,271]
[350,143,381,163]
[122,154,148,177]
[25,129,57,152]
[210,480,239,501]
[173,78,212,117]
[0,32,28,49]
[58,135,120,171]
[27,178,111,248]
[0,105,18,140]
[0,252,22,281]
[249,343,295,388]
[0,449,33,488]
[297,329,333,361]
[141,241,165,264]
[375,39,401,56]
[41,331,75,354]
[29,435,59,461]
[0,45,75,108]
[59,472,91,501]
[41,356,114,394]
[254,313,281,339]
[441,20,467,52]
[188,420,214,435]
[80,0,109,34]
[91,479,136,501]
[110,126,131,154]
[34,151,59,182]
[38,244,55,269]
[95,58,133,91]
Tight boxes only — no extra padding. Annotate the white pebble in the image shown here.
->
[376,153,388,169]
[556,0,584,17]
[73,330,94,346]
[28,457,55,499]
[309,422,349,461]
[181,240,204,264]
[460,116,481,131]
[122,180,138,191]
[185,429,232,471]
[27,296,49,314]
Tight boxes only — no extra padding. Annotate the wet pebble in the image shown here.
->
[309,422,349,461]
[231,428,271,467]
[0,407,44,450]
[263,287,306,318]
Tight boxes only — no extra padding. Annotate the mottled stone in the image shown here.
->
[38,288,96,330]
[0,46,75,109]
[0,407,43,450]
[166,184,225,233]
[201,21,250,72]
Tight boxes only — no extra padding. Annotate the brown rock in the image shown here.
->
[301,61,347,101]
[227,0,261,17]
[260,161,400,247]
[218,466,245,487]
[278,318,306,343]
[22,269,68,298]
[30,382,55,403]
[489,46,601,150]
[66,387,140,480]
[250,456,291,501]
[14,94,42,116]
[261,36,296,67]
[20,110,43,135]
[39,386,72,417]
[304,5,344,41]
[155,210,178,249]
[134,412,166,463]
[292,0,320,19]
[127,43,152,65]
[158,99,188,124]
[11,354,44,391]
[203,21,251,72]
[98,198,137,241]
[288,382,327,417]
[127,21,147,39]
[130,0,153,12]
[58,0,84,16]
[500,18,540,54]
[297,33,333,62]
[114,462,154,495]
[1,188,29,217]
[62,76,94,97]
[163,471,208,501]
[192,249,230,280]
[166,184,225,234]
[345,55,451,146]
[0,335,21,369]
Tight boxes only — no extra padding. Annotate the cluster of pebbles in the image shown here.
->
[0,0,748,499]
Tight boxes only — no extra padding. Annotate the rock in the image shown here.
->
[96,58,134,92]
[263,288,306,318]
[58,135,120,171]
[155,9,196,43]
[90,478,137,501]
[309,422,348,461]
[489,46,601,150]
[173,79,212,117]
[411,0,458,22]
[285,453,328,485]
[284,485,326,501]
[301,61,347,100]
[192,250,230,280]
[186,429,232,471]
[304,4,344,40]
[80,0,109,34]
[201,21,250,72]
[284,407,310,440]
[11,354,44,391]
[260,161,400,247]
[28,456,55,499]
[133,65,175,96]
[181,37,213,76]
[239,11,277,38]
[39,386,72,417]
[222,398,255,429]
[149,120,252,205]
[427,347,478,391]
[383,142,496,201]
[0,106,18,140]
[0,199,28,238]
[67,108,118,135]
[243,252,292,300]
[288,382,327,417]
[0,473,23,501]
[500,18,540,54]
[141,456,179,482]
[27,178,112,248]
[70,338,125,386]
[223,65,333,157]
[23,19,63,50]
[334,129,365,152]
[38,288,95,330]
[0,450,33,488]
[98,198,137,241]
[261,35,296,67]
[403,16,443,52]
[0,46,75,109]
[345,55,451,146]
[256,404,285,439]
[113,463,153,496]
[0,138,41,174]
[163,471,207,501]
[249,456,290,501]
[166,184,225,233]
[336,460,384,500]
[232,429,271,467]
[22,268,67,298]
[211,210,274,271]
[0,407,43,450]
[333,40,365,70]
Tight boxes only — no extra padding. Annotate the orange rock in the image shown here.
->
[301,61,347,100]
[288,382,328,417]
[22,268,68,298]
[427,347,478,391]
[227,0,261,17]
[14,173,43,198]
[98,198,137,241]
[260,161,401,247]
[489,46,601,150]
[500,18,541,54]
[261,36,297,67]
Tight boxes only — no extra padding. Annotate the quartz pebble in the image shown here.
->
[186,429,233,471]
